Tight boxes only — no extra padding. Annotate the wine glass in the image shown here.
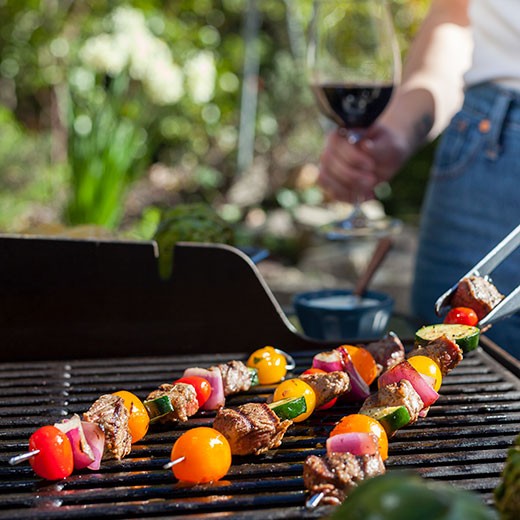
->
[307,0,402,240]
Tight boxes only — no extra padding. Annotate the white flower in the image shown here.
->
[80,33,129,76]
[185,51,216,104]
[143,59,184,105]
[126,31,158,80]
[111,6,147,34]
[78,5,185,106]
[128,34,173,83]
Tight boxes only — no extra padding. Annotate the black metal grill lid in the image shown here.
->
[1,346,519,519]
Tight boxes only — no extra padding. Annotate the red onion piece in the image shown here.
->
[378,360,439,408]
[183,367,225,410]
[336,347,371,401]
[81,421,105,470]
[55,414,95,470]
[312,350,343,372]
[419,407,430,418]
[326,432,379,456]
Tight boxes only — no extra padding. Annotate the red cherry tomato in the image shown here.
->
[444,307,478,326]
[301,368,324,376]
[28,425,74,480]
[174,376,212,407]
[300,368,337,410]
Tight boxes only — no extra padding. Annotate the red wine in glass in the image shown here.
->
[312,83,394,130]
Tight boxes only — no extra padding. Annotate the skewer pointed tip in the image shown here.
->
[9,449,40,466]
[305,491,325,509]
[163,456,185,470]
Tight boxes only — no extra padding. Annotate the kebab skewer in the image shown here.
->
[303,331,467,507]
[211,337,403,456]
[8,350,292,481]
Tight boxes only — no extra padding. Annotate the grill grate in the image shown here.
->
[1,345,519,519]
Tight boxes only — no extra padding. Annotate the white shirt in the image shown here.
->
[464,0,520,90]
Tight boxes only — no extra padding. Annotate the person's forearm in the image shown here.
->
[380,0,472,155]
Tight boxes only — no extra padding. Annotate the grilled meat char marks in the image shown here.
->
[451,275,504,320]
[304,452,385,505]
[300,371,350,409]
[83,394,132,461]
[217,360,252,396]
[360,379,424,425]
[365,334,405,374]
[146,383,199,423]
[213,402,292,455]
[408,335,463,376]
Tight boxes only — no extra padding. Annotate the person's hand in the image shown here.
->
[318,123,410,203]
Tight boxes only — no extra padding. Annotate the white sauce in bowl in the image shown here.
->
[305,295,380,310]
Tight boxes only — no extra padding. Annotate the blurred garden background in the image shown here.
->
[0,0,433,275]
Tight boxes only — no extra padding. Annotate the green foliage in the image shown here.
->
[329,471,497,520]
[0,105,66,231]
[153,202,234,278]
[0,0,433,248]
[494,433,520,519]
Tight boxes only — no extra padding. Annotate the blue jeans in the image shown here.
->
[412,83,520,358]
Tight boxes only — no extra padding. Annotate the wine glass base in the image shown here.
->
[320,216,402,241]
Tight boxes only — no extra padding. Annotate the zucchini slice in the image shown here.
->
[248,367,259,388]
[144,395,174,422]
[415,323,480,353]
[361,405,411,437]
[268,396,307,421]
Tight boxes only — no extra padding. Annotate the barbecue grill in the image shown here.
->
[0,236,518,519]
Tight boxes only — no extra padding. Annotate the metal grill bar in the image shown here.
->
[0,345,519,519]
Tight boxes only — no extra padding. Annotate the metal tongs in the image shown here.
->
[435,224,520,328]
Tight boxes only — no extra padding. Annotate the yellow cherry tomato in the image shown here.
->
[247,346,287,385]
[408,355,443,392]
[330,413,388,461]
[273,378,316,422]
[113,390,150,443]
[170,427,231,484]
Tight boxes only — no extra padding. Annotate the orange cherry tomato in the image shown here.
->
[273,378,316,422]
[301,368,337,410]
[341,345,378,385]
[408,355,443,392]
[330,413,388,461]
[113,390,150,443]
[174,376,212,407]
[29,425,74,480]
[444,307,479,326]
[247,346,287,385]
[170,427,231,484]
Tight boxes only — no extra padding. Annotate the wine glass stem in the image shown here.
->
[338,127,363,145]
[351,193,368,225]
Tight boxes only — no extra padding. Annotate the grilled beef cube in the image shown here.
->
[451,275,504,320]
[216,360,252,396]
[408,335,463,375]
[146,383,199,423]
[360,379,424,424]
[365,334,405,374]
[83,394,132,460]
[213,402,292,455]
[304,452,385,506]
[299,371,350,409]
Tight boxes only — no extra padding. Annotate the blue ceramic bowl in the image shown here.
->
[293,289,394,341]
